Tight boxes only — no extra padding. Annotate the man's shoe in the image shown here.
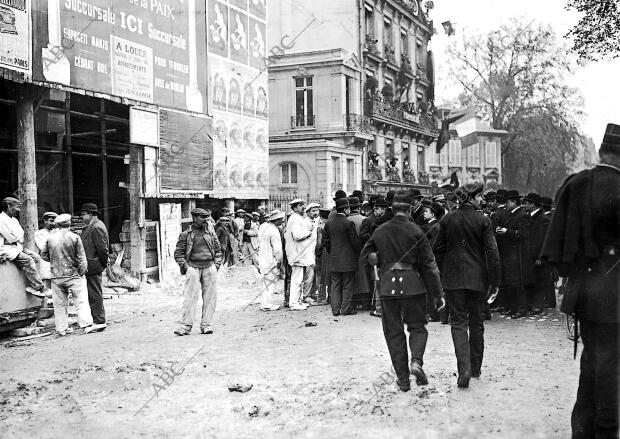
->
[369,310,382,317]
[510,313,526,319]
[313,299,329,306]
[303,297,316,305]
[457,371,471,388]
[341,310,357,315]
[201,326,214,334]
[90,323,107,332]
[57,328,74,336]
[174,327,191,336]
[26,287,46,298]
[396,378,411,392]
[83,325,95,334]
[410,361,428,386]
[471,370,481,379]
[332,311,340,316]
[531,308,543,315]
[289,304,308,311]
[260,305,281,311]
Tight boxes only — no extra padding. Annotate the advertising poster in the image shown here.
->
[207,0,268,200]
[0,0,31,74]
[32,0,207,113]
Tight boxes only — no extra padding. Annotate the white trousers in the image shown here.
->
[52,276,93,332]
[289,266,305,306]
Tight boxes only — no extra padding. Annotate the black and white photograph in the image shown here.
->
[0,0,618,438]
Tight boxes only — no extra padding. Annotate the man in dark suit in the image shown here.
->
[434,183,501,388]
[359,195,380,246]
[361,191,443,391]
[328,190,348,220]
[372,190,396,232]
[522,193,551,314]
[361,197,387,317]
[541,123,620,438]
[496,190,532,318]
[322,198,361,316]
[80,203,109,331]
[410,189,426,226]
[491,189,509,311]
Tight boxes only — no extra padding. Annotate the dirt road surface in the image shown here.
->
[0,275,578,439]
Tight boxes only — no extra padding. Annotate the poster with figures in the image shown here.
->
[248,17,266,70]
[248,0,266,20]
[208,0,228,58]
[229,9,248,64]
[229,0,247,11]
[207,0,268,200]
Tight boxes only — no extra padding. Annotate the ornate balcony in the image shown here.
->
[364,96,438,137]
[291,114,315,129]
[384,44,397,66]
[344,114,372,133]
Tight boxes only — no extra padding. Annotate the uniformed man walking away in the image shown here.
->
[522,193,550,314]
[361,191,443,391]
[173,208,222,336]
[541,123,620,439]
[433,183,501,388]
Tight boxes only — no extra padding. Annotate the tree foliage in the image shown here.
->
[566,0,620,61]
[445,19,585,194]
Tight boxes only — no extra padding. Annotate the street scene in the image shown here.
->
[1,0,619,437]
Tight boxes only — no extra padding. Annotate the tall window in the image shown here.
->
[448,139,462,167]
[294,77,314,127]
[400,31,408,56]
[281,163,297,185]
[466,143,480,167]
[417,145,425,173]
[332,157,341,185]
[385,138,394,158]
[365,8,374,38]
[347,158,355,187]
[384,19,393,46]
[440,142,449,166]
[485,140,498,167]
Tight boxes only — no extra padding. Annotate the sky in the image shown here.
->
[429,0,620,146]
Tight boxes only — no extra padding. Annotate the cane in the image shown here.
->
[368,252,380,308]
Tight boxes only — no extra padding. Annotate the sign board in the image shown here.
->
[158,203,181,282]
[32,0,207,113]
[0,0,31,75]
[130,107,159,147]
[159,108,213,193]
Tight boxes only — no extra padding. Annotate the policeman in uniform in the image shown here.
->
[541,123,620,438]
[361,191,443,391]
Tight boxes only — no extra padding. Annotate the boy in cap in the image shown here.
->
[80,203,109,331]
[42,214,97,336]
[0,197,47,298]
[34,211,58,291]
[173,208,223,335]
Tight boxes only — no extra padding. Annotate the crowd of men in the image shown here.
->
[0,199,109,335]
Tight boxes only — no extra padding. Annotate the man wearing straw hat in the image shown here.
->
[258,210,285,311]
[285,198,316,310]
[42,214,97,336]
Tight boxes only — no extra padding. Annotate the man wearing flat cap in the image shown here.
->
[495,191,533,319]
[322,198,361,316]
[80,203,109,331]
[285,199,316,310]
[240,211,260,267]
[34,212,58,290]
[42,214,97,336]
[434,183,500,388]
[541,123,620,438]
[0,197,47,298]
[173,208,222,335]
[361,191,443,391]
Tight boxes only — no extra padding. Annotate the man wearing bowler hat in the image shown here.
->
[322,197,361,316]
[80,203,109,331]
[522,192,550,314]
[328,189,348,220]
[361,191,443,391]
[541,123,620,438]
[495,190,532,318]
[373,190,396,232]
[173,208,222,335]
[409,189,425,226]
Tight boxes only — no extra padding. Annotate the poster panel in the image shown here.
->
[0,0,31,74]
[32,0,207,113]
[158,203,181,283]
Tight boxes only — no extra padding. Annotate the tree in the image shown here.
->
[445,19,585,194]
[565,0,620,61]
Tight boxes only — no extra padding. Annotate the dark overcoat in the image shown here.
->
[81,218,109,275]
[322,214,361,272]
[433,205,501,293]
[541,165,620,322]
[499,206,533,287]
[359,212,377,245]
[527,209,552,284]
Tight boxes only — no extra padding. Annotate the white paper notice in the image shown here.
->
[110,35,154,103]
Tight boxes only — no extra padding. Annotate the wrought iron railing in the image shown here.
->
[344,114,372,133]
[364,97,438,133]
[291,114,315,128]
